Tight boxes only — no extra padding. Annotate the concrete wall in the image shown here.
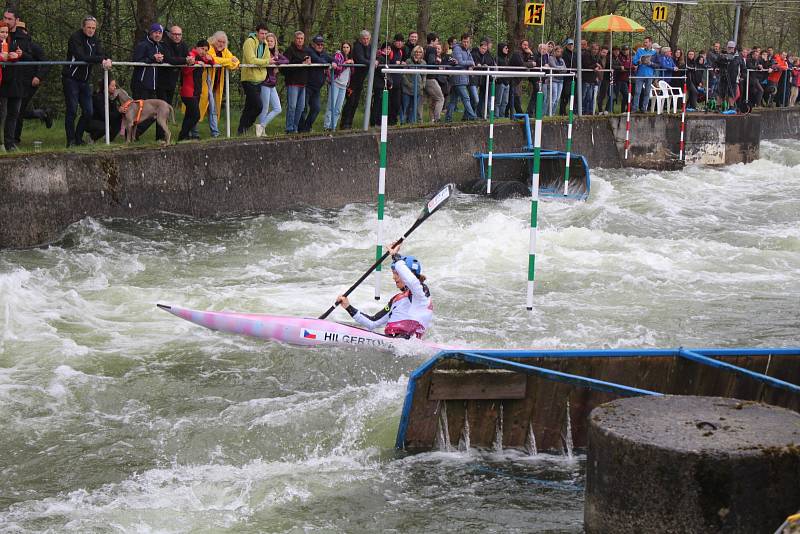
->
[2,108,798,249]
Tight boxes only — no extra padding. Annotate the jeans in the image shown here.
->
[285,85,305,133]
[299,85,321,132]
[495,83,510,117]
[207,77,220,137]
[401,93,420,123]
[633,77,652,112]
[545,81,563,116]
[445,85,476,120]
[324,83,347,129]
[581,83,596,114]
[468,85,481,117]
[63,76,93,145]
[238,81,263,134]
[258,85,282,127]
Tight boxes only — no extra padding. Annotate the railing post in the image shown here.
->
[328,64,335,130]
[526,90,543,311]
[412,71,418,124]
[104,68,111,145]
[225,68,231,138]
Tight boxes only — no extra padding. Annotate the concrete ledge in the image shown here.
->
[3,109,798,248]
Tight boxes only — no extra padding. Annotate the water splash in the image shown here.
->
[525,420,538,456]
[458,402,471,452]
[562,399,574,459]
[436,401,451,452]
[493,402,504,452]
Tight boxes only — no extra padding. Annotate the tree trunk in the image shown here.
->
[299,0,319,36]
[504,0,525,46]
[737,5,753,48]
[134,0,157,45]
[417,0,430,38]
[318,0,340,40]
[254,0,265,27]
[668,4,683,50]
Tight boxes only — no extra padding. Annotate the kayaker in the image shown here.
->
[336,242,433,338]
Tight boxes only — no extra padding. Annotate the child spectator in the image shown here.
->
[179,40,214,141]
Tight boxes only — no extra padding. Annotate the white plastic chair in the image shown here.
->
[649,83,668,114]
[658,80,684,113]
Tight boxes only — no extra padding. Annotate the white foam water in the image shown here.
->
[1,140,799,531]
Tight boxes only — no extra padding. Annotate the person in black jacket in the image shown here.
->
[11,21,51,145]
[132,23,167,140]
[298,35,332,132]
[471,37,495,118]
[0,8,32,151]
[158,25,191,107]
[62,15,112,147]
[87,77,122,142]
[559,38,576,115]
[340,30,371,129]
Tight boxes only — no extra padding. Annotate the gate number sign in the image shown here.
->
[652,5,668,22]
[524,3,545,26]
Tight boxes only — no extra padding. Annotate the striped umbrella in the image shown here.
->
[581,14,645,33]
[580,14,645,112]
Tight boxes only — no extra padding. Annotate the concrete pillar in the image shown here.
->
[585,396,800,534]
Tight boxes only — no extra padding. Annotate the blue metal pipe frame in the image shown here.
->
[395,347,800,449]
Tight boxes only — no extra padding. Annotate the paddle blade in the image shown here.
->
[422,183,455,218]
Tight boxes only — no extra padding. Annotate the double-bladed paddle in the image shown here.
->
[318,183,455,320]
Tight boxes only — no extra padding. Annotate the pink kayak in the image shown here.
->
[157,304,454,351]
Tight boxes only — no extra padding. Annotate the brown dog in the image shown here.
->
[114,87,175,145]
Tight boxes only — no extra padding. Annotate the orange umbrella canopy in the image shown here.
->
[581,14,645,33]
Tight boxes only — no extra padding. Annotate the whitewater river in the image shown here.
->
[1,140,799,532]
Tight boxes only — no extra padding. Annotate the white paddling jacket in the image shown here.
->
[345,258,433,338]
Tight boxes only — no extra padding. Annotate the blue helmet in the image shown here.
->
[393,255,422,276]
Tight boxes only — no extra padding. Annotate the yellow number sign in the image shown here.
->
[652,5,668,22]
[524,2,545,26]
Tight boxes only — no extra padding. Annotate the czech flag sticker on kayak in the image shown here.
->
[302,329,318,340]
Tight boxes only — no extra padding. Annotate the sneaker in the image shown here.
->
[255,124,264,137]
[722,109,737,115]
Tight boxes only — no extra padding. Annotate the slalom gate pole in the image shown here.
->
[487,77,496,195]
[679,82,687,161]
[563,79,575,196]
[624,80,632,160]
[527,91,544,311]
[374,88,389,300]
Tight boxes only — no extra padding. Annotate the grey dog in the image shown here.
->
[113,87,175,145]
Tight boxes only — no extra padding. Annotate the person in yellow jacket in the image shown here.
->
[198,30,239,138]
[238,23,271,136]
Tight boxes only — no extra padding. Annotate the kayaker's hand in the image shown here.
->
[388,241,402,256]
[336,295,350,308]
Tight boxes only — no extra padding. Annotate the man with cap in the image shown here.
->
[298,34,332,132]
[713,41,744,112]
[12,20,52,145]
[388,33,407,124]
[132,23,167,140]
[559,37,576,114]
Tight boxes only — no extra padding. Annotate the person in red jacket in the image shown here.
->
[178,40,215,141]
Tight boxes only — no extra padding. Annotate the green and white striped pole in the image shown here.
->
[374,88,389,300]
[527,91,544,311]
[563,78,575,197]
[486,77,496,195]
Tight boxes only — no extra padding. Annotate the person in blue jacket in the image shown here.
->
[336,242,433,339]
[632,36,657,112]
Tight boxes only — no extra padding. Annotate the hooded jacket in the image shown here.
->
[198,43,239,122]
[132,34,166,91]
[240,33,271,83]
[495,43,510,86]
[263,47,288,87]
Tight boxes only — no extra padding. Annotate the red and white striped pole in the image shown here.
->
[624,80,632,160]
[679,81,687,161]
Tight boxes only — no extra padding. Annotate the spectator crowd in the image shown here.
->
[2,5,800,152]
